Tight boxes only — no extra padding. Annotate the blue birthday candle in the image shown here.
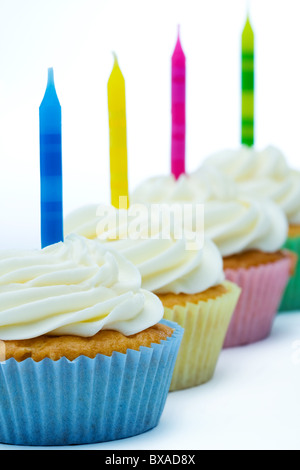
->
[39,68,63,248]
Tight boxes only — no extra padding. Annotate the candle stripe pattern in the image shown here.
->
[241,17,254,147]
[39,68,63,248]
[171,30,186,180]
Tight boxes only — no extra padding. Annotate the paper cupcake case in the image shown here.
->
[0,320,183,447]
[279,236,300,312]
[224,257,291,348]
[162,281,241,391]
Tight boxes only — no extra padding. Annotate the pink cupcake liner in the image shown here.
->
[224,257,291,348]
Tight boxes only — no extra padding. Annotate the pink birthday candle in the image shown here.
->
[171,26,186,179]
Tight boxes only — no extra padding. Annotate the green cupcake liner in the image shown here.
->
[279,236,300,312]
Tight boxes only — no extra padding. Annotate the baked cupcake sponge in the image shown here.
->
[3,323,173,362]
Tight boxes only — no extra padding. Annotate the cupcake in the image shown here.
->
[0,235,183,446]
[202,145,300,312]
[129,168,294,347]
[203,197,294,346]
[65,206,241,390]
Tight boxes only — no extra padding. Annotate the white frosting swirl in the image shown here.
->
[202,145,300,224]
[0,235,163,340]
[65,205,225,295]
[129,167,288,256]
[203,197,288,257]
[131,169,237,205]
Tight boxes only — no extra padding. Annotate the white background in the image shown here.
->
[1,0,300,249]
[0,0,300,451]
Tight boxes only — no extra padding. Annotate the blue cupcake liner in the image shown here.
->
[0,320,183,446]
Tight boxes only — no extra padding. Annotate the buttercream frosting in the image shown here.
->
[131,168,237,205]
[202,145,300,224]
[65,205,225,294]
[129,167,288,256]
[0,235,163,340]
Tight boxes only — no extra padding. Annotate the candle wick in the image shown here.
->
[246,0,251,18]
[47,67,55,87]
[112,51,118,65]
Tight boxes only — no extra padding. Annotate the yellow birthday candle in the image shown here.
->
[241,15,254,146]
[107,53,129,209]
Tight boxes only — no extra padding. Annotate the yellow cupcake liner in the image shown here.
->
[162,281,241,391]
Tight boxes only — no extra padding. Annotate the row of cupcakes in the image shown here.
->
[66,152,295,354]
[0,144,297,447]
[0,209,241,445]
[0,189,242,446]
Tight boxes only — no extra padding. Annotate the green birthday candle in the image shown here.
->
[241,15,254,146]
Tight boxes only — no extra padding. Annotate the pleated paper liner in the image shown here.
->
[0,319,183,446]
[279,236,300,312]
[224,256,291,348]
[162,281,241,391]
